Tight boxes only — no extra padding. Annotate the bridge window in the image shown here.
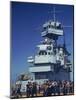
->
[39,51,47,55]
[48,25,51,28]
[48,52,51,55]
[56,25,61,29]
[47,46,51,50]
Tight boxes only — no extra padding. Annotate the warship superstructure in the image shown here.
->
[27,18,72,84]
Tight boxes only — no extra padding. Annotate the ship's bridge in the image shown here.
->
[41,21,63,37]
[34,44,56,64]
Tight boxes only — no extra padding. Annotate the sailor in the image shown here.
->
[31,82,37,97]
[26,83,31,97]
[16,86,22,98]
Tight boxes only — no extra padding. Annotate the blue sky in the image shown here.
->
[11,2,74,82]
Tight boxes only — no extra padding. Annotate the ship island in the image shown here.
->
[11,7,74,98]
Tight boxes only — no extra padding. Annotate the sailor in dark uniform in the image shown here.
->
[16,86,22,98]
[26,84,31,97]
[31,82,37,97]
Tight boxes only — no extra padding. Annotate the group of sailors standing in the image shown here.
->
[11,80,74,98]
